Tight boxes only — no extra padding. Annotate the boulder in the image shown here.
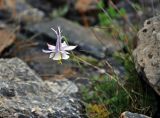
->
[133,15,160,96]
[0,58,82,118]
[120,111,151,118]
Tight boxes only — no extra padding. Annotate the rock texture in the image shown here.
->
[120,111,151,118]
[133,15,160,96]
[0,58,82,118]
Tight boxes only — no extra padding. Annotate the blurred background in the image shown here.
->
[0,0,160,118]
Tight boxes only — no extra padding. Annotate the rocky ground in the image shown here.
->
[0,58,82,117]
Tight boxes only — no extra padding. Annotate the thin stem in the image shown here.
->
[74,55,134,102]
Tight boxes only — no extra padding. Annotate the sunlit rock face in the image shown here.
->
[133,15,160,96]
[0,58,82,118]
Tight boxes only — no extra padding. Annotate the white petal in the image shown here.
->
[51,28,58,35]
[63,45,77,51]
[62,41,68,47]
[62,53,69,60]
[60,50,70,54]
[53,52,61,60]
[42,49,53,53]
[49,53,54,58]
[58,26,62,34]
[65,51,70,54]
[47,43,56,50]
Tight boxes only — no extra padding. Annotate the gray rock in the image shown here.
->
[16,0,31,13]
[26,0,66,13]
[17,8,44,23]
[24,17,121,59]
[0,58,82,118]
[14,0,44,23]
[133,15,160,96]
[120,111,151,118]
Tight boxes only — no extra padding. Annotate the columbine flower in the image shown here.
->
[42,26,76,61]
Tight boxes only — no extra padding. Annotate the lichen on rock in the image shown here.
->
[133,15,160,96]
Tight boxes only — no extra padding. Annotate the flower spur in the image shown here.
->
[42,26,77,61]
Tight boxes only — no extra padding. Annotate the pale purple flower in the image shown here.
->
[42,26,76,60]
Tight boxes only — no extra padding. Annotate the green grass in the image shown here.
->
[81,75,129,117]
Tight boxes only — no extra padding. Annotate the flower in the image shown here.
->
[42,26,77,60]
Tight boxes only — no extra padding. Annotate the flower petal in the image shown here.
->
[62,41,68,47]
[47,43,56,50]
[62,53,69,60]
[58,26,62,34]
[60,50,70,54]
[51,28,58,35]
[53,52,61,60]
[65,51,70,54]
[49,53,55,58]
[42,49,53,53]
[63,45,77,51]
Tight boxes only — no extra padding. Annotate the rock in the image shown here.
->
[120,111,151,118]
[0,0,16,19]
[0,9,11,20]
[24,17,122,59]
[16,0,31,12]
[17,8,44,24]
[133,15,160,96]
[0,58,83,117]
[26,0,66,13]
[0,29,16,55]
[0,0,30,21]
[15,0,44,24]
[0,0,45,23]
[0,21,6,28]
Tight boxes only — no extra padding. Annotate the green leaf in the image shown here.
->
[98,13,112,26]
[119,8,126,17]
[107,6,117,18]
[97,0,105,9]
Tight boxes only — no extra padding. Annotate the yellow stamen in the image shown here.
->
[58,59,62,64]
[58,54,62,64]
